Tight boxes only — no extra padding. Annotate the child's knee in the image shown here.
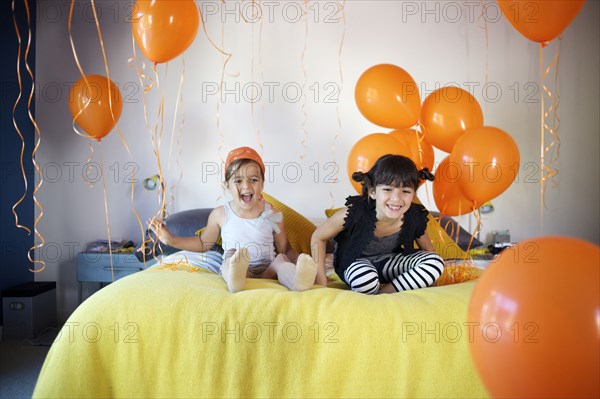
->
[349,275,380,295]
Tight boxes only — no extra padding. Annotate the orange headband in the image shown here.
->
[224,147,265,177]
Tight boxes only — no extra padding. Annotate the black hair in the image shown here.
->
[352,154,434,198]
[225,159,265,183]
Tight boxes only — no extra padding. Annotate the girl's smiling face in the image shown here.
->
[226,161,264,211]
[370,184,415,221]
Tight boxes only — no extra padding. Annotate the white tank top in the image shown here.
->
[220,201,282,267]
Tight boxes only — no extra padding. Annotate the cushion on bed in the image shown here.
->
[134,208,215,262]
[262,192,316,255]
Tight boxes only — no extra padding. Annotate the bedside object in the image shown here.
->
[77,252,148,303]
[2,281,57,340]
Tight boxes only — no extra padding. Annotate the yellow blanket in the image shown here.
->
[34,268,488,398]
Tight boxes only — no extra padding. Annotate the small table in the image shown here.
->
[77,252,149,303]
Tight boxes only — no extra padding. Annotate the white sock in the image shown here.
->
[221,248,249,293]
[276,254,317,291]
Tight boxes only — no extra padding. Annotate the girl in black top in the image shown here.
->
[311,155,444,294]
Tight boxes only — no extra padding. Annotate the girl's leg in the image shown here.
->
[379,251,444,293]
[343,259,380,295]
[269,253,317,291]
[221,248,250,293]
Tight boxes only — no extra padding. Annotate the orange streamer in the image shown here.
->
[299,0,309,161]
[330,0,346,209]
[10,0,31,236]
[539,42,561,232]
[21,0,45,272]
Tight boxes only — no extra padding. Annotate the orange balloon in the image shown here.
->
[132,0,200,64]
[68,75,123,141]
[449,126,520,206]
[433,156,477,217]
[347,133,406,194]
[388,129,435,172]
[355,64,421,129]
[497,0,585,45]
[468,236,600,399]
[421,87,484,153]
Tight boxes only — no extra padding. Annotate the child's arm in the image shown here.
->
[415,232,435,252]
[273,221,299,263]
[310,208,347,286]
[149,207,223,253]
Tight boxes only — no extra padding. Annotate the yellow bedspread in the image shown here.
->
[33,267,488,398]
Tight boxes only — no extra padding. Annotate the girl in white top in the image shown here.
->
[149,146,318,293]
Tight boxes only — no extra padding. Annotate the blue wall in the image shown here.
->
[1,0,37,317]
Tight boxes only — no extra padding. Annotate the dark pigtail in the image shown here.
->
[418,168,435,182]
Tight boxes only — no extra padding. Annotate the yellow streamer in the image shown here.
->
[539,42,562,232]
[20,0,45,272]
[299,0,309,161]
[255,9,265,154]
[10,0,31,236]
[330,0,346,209]
[166,57,187,213]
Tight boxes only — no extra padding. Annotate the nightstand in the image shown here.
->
[77,252,148,303]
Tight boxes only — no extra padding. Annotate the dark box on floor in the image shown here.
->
[2,282,57,340]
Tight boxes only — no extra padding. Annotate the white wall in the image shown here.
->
[33,0,599,319]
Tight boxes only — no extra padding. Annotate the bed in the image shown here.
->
[33,196,489,398]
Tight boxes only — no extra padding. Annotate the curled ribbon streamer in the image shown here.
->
[89,0,130,150]
[97,144,114,281]
[539,43,561,229]
[166,57,187,213]
[19,0,45,272]
[330,0,346,209]
[196,2,234,173]
[255,13,265,154]
[11,0,31,236]
[416,122,432,206]
[130,32,163,266]
[83,142,96,187]
[299,0,309,161]
[480,0,489,117]
[68,0,94,141]
[463,209,481,257]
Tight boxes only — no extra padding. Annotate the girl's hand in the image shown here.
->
[148,218,173,246]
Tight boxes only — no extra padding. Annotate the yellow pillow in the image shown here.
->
[194,227,223,246]
[324,207,342,218]
[262,192,316,255]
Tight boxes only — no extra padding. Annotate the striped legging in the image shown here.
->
[343,251,444,295]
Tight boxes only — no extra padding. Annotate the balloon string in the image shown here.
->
[11,0,31,235]
[463,208,481,259]
[130,34,158,264]
[299,0,309,161]
[330,0,345,209]
[416,122,432,205]
[166,56,187,213]
[153,63,168,225]
[83,142,95,187]
[21,0,45,272]
[255,12,265,154]
[479,0,489,116]
[539,43,561,231]
[89,0,144,264]
[197,2,234,166]
[90,0,132,154]
[68,0,94,141]
[97,143,114,281]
